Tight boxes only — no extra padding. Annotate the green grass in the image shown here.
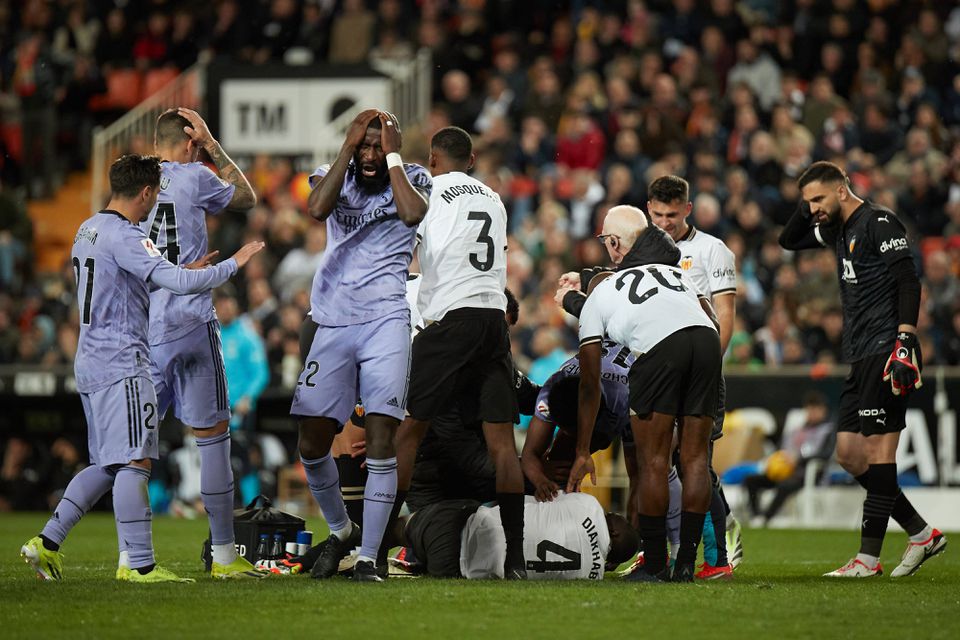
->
[1,513,957,640]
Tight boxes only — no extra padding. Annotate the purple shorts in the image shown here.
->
[83,376,160,466]
[290,310,411,425]
[150,320,230,428]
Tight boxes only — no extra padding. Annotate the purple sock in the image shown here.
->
[113,465,155,570]
[301,454,349,535]
[359,457,397,560]
[41,465,115,547]
[196,431,235,546]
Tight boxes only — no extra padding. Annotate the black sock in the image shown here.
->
[709,487,728,566]
[716,482,731,517]
[677,511,706,567]
[497,492,524,563]
[637,514,667,575]
[39,535,60,552]
[135,563,155,575]
[854,469,871,490]
[891,490,928,536]
[336,454,367,529]
[860,463,898,557]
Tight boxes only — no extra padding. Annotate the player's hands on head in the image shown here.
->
[379,110,402,154]
[178,108,215,149]
[883,331,923,396]
[566,453,596,493]
[231,241,266,268]
[344,109,381,148]
[183,250,219,270]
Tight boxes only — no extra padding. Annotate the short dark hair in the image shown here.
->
[431,126,473,163]
[605,512,640,566]
[547,375,581,432]
[505,287,519,326]
[109,154,161,198]
[797,161,849,190]
[647,175,689,204]
[155,109,191,146]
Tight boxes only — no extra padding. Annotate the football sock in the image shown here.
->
[379,489,407,560]
[359,457,397,560]
[118,550,129,569]
[855,552,879,568]
[637,514,667,575]
[890,490,930,540]
[677,511,706,567]
[497,492,525,564]
[41,464,115,547]
[196,431,236,556]
[854,469,871,490]
[708,485,729,566]
[337,454,367,529]
[301,453,350,537]
[859,463,898,558]
[666,467,681,553]
[113,465,155,570]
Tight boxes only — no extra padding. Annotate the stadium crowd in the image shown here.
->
[4,0,960,510]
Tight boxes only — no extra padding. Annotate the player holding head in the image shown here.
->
[140,108,263,579]
[647,175,740,578]
[568,205,722,583]
[20,155,263,582]
[396,125,527,579]
[780,161,945,577]
[293,109,430,582]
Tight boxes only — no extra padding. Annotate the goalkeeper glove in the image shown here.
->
[882,332,923,396]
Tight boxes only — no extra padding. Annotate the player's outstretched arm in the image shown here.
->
[568,341,602,493]
[178,108,257,210]
[379,111,428,226]
[307,108,380,221]
[521,416,561,502]
[148,241,264,294]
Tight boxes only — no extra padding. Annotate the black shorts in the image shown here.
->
[628,326,721,419]
[838,353,911,436]
[404,499,481,578]
[407,308,518,423]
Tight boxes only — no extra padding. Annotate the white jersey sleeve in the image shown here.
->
[580,265,716,355]
[460,493,609,580]
[405,273,424,336]
[706,240,737,296]
[677,227,736,298]
[417,172,508,323]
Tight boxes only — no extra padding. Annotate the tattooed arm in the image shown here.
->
[178,108,257,210]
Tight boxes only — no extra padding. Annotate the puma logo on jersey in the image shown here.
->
[877,215,889,223]
[879,237,908,253]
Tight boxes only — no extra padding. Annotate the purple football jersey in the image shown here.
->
[308,161,432,326]
[140,161,235,344]
[72,211,237,394]
[534,339,635,440]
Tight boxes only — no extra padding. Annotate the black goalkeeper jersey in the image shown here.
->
[781,200,913,363]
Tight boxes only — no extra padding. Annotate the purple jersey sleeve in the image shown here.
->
[195,164,236,214]
[113,222,171,282]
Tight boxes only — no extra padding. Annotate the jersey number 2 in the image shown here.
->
[72,257,95,325]
[615,267,686,305]
[149,202,180,265]
[526,540,582,573]
[468,211,494,272]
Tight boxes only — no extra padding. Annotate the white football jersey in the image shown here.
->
[579,264,716,354]
[676,226,737,299]
[405,273,424,336]
[417,171,507,323]
[460,493,609,580]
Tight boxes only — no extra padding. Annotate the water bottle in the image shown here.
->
[255,534,270,569]
[297,530,313,556]
[270,533,283,561]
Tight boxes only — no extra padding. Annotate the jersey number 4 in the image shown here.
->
[526,540,582,573]
[615,266,686,305]
[468,211,494,272]
[148,202,180,265]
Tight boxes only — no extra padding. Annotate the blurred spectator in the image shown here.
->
[0,437,47,511]
[329,0,375,64]
[273,224,326,302]
[214,289,270,431]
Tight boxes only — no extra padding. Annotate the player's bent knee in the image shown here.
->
[189,420,229,437]
[129,458,152,472]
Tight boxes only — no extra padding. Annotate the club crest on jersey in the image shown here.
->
[680,256,693,270]
[537,400,550,418]
[160,176,171,190]
[140,238,162,257]
[848,236,856,253]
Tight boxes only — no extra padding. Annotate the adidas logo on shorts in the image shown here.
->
[386,397,400,408]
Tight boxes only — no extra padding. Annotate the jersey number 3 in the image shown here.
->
[148,202,180,265]
[468,211,494,272]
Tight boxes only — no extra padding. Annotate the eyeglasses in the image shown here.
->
[596,233,620,244]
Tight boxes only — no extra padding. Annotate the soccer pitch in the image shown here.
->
[1,513,956,640]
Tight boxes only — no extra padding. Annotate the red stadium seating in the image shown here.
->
[89,69,142,111]
[143,68,180,100]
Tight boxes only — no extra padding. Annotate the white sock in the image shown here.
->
[331,523,353,542]
[909,525,933,544]
[356,555,376,565]
[855,553,879,568]
[212,543,238,565]
[118,550,129,569]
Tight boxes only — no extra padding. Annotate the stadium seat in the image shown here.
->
[89,69,142,111]
[143,68,180,100]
